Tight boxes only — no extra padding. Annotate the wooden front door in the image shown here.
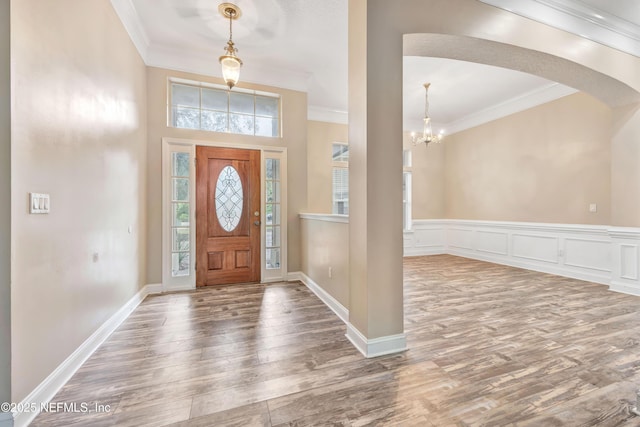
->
[196,146,261,286]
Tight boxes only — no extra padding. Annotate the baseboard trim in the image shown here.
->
[291,272,407,358]
[292,271,349,324]
[0,412,13,427]
[345,323,407,358]
[610,281,640,297]
[403,247,446,257]
[286,272,303,282]
[13,284,154,427]
[160,284,195,293]
[147,283,163,294]
[448,249,611,286]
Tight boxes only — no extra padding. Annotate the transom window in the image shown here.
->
[170,81,280,137]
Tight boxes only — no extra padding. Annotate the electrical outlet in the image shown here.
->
[589,203,597,213]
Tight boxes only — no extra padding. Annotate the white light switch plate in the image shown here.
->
[589,203,597,213]
[30,193,50,214]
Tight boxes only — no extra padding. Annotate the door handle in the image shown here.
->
[254,220,261,226]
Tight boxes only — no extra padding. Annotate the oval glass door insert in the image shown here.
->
[215,165,243,232]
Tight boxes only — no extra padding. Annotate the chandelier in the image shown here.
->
[411,83,444,146]
[218,3,243,89]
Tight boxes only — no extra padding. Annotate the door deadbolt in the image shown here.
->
[254,211,260,216]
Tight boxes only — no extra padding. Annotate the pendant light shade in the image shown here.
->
[218,3,242,89]
[220,47,242,89]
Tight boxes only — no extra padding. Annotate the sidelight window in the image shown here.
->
[171,152,191,277]
[265,158,281,270]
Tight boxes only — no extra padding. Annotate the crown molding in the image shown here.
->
[442,83,577,135]
[478,0,640,57]
[110,0,150,62]
[308,106,349,124]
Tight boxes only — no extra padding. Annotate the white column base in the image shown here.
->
[345,323,407,358]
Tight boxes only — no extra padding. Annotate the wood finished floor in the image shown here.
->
[32,255,640,426]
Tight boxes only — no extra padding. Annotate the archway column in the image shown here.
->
[346,0,406,357]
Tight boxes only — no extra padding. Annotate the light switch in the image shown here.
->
[30,193,50,214]
[589,203,597,213]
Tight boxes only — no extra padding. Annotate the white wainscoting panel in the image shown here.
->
[404,220,447,256]
[415,228,446,249]
[476,230,508,256]
[448,228,474,250]
[404,220,634,288]
[609,228,640,296]
[564,238,611,272]
[512,234,559,264]
[620,244,639,280]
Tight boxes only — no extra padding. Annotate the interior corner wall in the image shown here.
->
[307,120,348,213]
[11,0,148,402]
[404,132,445,219]
[0,0,11,409]
[443,92,612,225]
[145,67,308,282]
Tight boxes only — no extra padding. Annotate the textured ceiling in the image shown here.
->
[114,0,640,132]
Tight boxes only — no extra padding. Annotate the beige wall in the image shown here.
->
[0,0,10,407]
[300,218,349,308]
[444,93,612,224]
[145,67,308,283]
[307,120,348,213]
[11,0,147,401]
[404,132,445,219]
[611,104,640,226]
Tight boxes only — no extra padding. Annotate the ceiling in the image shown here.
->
[111,0,640,134]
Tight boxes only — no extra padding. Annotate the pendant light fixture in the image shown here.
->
[411,83,444,146]
[218,3,243,89]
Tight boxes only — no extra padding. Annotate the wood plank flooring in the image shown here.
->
[31,255,640,426]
